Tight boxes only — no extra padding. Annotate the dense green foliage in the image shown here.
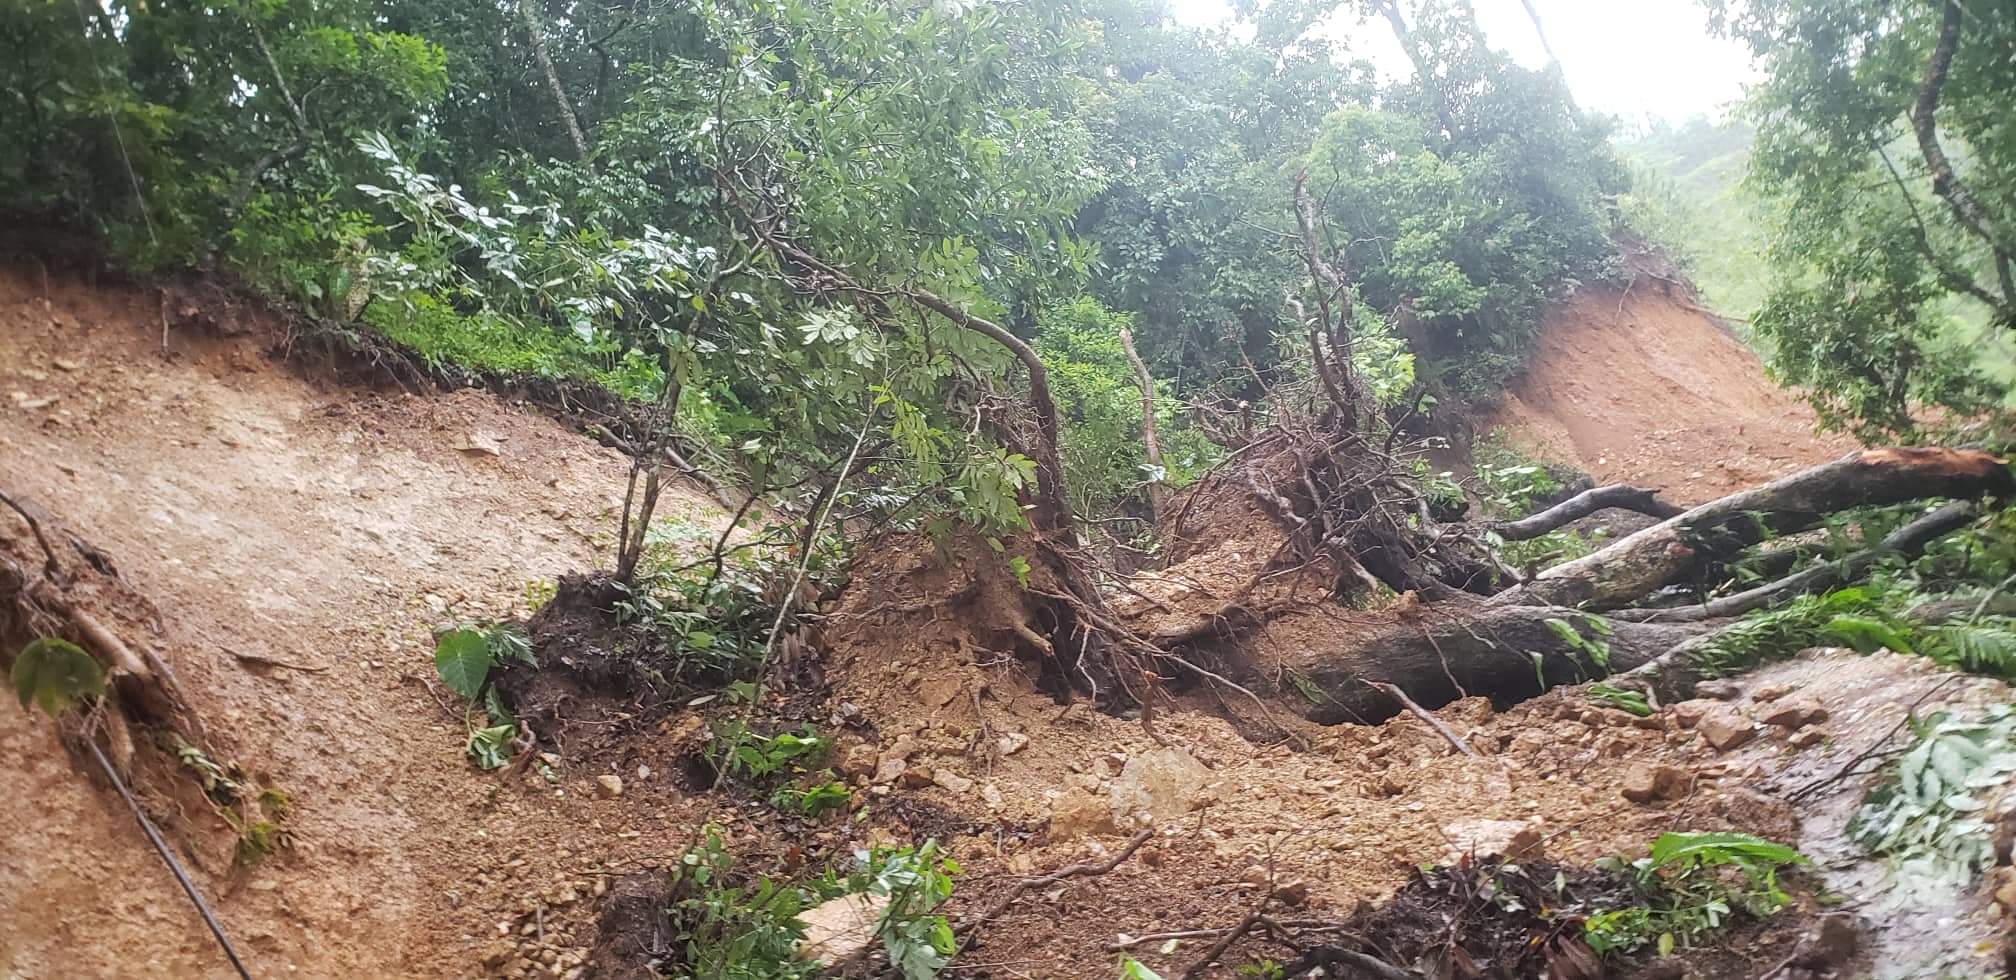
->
[4,0,1635,531]
[1616,117,1773,321]
[1709,0,2016,439]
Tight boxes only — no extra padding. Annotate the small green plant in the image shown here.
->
[1546,615,1615,672]
[709,721,832,785]
[1586,682,1653,716]
[770,776,853,817]
[666,831,960,979]
[430,622,534,770]
[669,830,820,979]
[10,637,105,716]
[1119,958,1167,979]
[851,841,960,980]
[431,621,535,700]
[1587,832,1805,956]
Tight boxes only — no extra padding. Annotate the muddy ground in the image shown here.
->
[2,264,2011,980]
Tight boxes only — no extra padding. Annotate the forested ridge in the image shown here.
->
[4,1,2016,979]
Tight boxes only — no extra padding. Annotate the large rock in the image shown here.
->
[1699,709,1757,751]
[1107,748,1211,828]
[1619,763,1692,804]
[1047,789,1118,840]
[1761,697,1829,730]
[1668,699,1721,729]
[796,893,888,966]
[1440,818,1544,864]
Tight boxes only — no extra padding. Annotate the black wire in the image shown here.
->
[86,738,254,979]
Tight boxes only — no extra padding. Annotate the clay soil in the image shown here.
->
[1,266,1996,980]
[1484,283,1856,504]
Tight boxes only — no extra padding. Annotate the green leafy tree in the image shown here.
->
[1710,0,2016,438]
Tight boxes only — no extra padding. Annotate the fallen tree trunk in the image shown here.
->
[1281,596,1712,724]
[1496,448,2012,610]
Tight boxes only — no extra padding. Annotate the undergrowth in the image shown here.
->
[1586,832,1806,957]
[669,830,958,979]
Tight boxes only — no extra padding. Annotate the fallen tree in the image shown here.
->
[1255,447,2011,722]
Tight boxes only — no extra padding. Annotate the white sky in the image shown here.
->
[1164,0,1759,126]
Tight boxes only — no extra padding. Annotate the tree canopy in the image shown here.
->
[1711,0,2016,439]
[4,0,1637,534]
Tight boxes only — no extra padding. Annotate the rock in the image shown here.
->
[1751,682,1794,703]
[1761,697,1828,729]
[839,744,879,779]
[931,768,975,794]
[1047,789,1118,840]
[595,775,624,799]
[1788,728,1825,749]
[1990,867,2016,916]
[996,732,1030,756]
[872,756,908,785]
[1620,763,1692,803]
[917,672,964,708]
[52,357,81,372]
[458,430,505,456]
[797,892,889,966]
[1669,699,1720,728]
[898,767,934,789]
[1107,747,1211,828]
[980,783,1004,809]
[1698,709,1757,751]
[1271,880,1310,906]
[883,734,919,760]
[1440,818,1544,864]
[1693,679,1742,701]
[1789,914,1859,969]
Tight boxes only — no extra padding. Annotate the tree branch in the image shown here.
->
[1490,484,1681,541]
[1912,0,2015,304]
[520,0,591,163]
[1117,326,1167,519]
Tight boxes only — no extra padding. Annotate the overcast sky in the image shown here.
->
[1164,0,1759,126]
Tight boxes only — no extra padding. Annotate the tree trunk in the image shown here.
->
[1117,326,1166,519]
[1281,596,1710,724]
[1495,448,2012,610]
[520,0,591,163]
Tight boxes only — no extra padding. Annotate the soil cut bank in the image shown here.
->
[1485,283,1856,503]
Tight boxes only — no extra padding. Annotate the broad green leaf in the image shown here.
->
[433,628,493,699]
[11,637,106,716]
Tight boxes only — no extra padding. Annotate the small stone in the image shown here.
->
[1990,867,2016,916]
[1271,880,1310,906]
[872,756,907,785]
[1751,682,1794,703]
[797,893,890,966]
[996,732,1030,756]
[839,744,879,779]
[1440,818,1544,864]
[981,783,1004,809]
[52,358,81,372]
[595,774,624,799]
[1788,729,1825,749]
[899,767,934,789]
[1789,914,1859,969]
[1693,680,1742,701]
[1761,697,1828,729]
[458,430,505,456]
[1698,709,1757,751]
[1620,763,1692,804]
[1669,699,1720,728]
[931,768,975,794]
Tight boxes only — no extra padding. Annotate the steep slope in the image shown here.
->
[0,265,721,977]
[1485,281,1855,503]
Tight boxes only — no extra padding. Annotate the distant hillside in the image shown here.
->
[1616,118,1771,323]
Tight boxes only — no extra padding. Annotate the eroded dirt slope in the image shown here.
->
[1486,282,1855,503]
[0,266,721,977]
